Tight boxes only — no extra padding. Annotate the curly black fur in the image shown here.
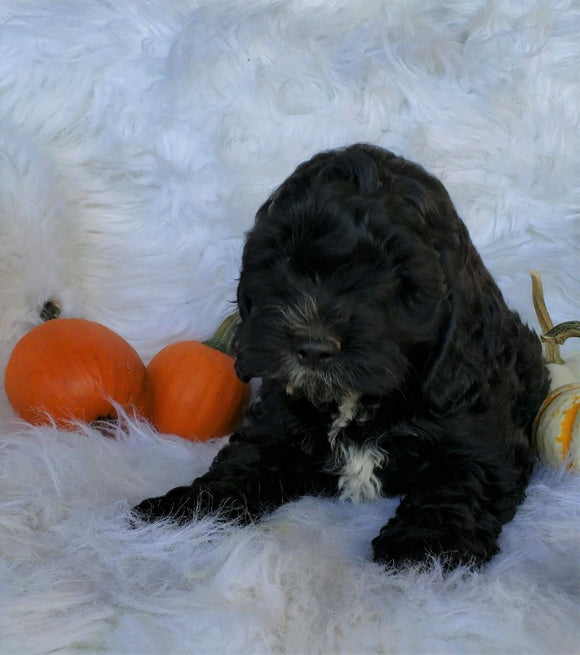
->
[134,144,549,568]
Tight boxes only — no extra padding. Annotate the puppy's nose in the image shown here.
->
[294,337,340,367]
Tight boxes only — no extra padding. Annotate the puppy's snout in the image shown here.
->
[293,337,341,367]
[234,357,252,383]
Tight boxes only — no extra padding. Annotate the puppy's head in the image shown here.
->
[234,144,465,406]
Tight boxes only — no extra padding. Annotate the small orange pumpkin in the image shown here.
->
[4,318,151,427]
[147,313,250,441]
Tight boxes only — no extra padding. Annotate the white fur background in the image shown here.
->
[1,1,579,653]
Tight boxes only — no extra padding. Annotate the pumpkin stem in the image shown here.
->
[203,311,240,355]
[530,270,564,364]
[40,299,61,322]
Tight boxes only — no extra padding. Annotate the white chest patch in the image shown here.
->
[328,393,386,503]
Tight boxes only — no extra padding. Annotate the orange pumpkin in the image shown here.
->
[4,318,151,427]
[147,315,250,441]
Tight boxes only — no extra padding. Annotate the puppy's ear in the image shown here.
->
[422,228,507,417]
[396,171,493,415]
[396,170,471,281]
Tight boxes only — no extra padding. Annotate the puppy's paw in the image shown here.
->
[372,524,432,568]
[132,485,199,525]
[131,480,255,526]
[371,523,492,570]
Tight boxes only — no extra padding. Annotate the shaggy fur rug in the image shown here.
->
[0,1,579,653]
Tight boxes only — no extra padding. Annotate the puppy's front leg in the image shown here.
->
[372,433,533,568]
[133,431,335,524]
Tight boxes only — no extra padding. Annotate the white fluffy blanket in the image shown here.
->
[1,1,579,653]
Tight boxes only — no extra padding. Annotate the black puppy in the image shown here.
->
[135,144,549,568]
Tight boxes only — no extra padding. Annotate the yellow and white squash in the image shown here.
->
[530,271,580,472]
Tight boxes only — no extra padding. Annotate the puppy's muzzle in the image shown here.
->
[234,355,252,383]
[292,336,341,368]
